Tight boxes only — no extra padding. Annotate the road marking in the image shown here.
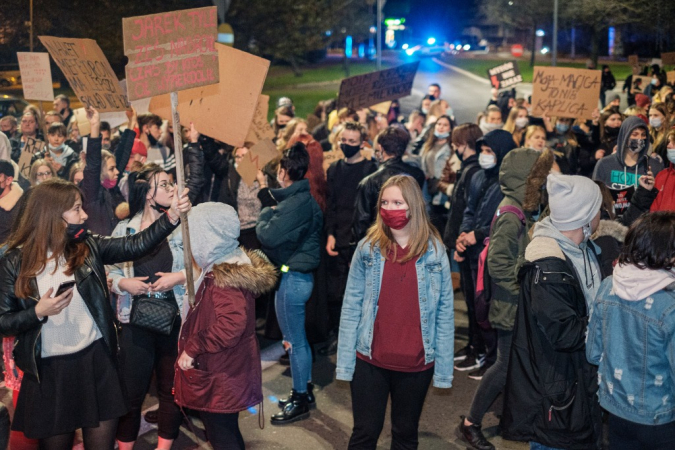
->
[432,58,491,85]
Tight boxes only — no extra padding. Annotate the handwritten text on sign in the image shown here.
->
[17,52,54,102]
[531,67,601,120]
[18,138,45,179]
[123,7,219,101]
[39,37,127,112]
[338,62,419,110]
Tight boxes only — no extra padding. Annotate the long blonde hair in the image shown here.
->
[276,118,307,151]
[365,175,441,262]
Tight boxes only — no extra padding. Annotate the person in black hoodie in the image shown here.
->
[600,65,617,108]
[351,127,425,246]
[441,124,483,364]
[454,129,516,375]
[324,122,377,354]
[578,108,623,177]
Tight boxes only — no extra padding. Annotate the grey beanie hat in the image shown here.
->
[606,92,620,103]
[188,202,244,268]
[547,173,602,231]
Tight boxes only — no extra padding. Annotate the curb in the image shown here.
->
[432,58,491,85]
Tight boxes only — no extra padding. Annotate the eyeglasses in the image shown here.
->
[156,181,175,192]
[36,172,52,178]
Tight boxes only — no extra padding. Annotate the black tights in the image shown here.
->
[39,418,118,450]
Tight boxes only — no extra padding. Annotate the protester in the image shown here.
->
[109,163,189,450]
[0,160,23,243]
[174,202,277,449]
[651,129,675,211]
[502,173,603,450]
[43,111,63,135]
[324,122,377,355]
[458,148,554,450]
[502,106,529,146]
[0,116,18,140]
[337,174,454,449]
[580,108,623,177]
[0,176,190,449]
[543,116,579,174]
[352,127,425,245]
[478,106,503,135]
[10,111,42,160]
[420,115,453,230]
[28,158,55,186]
[132,113,162,168]
[600,65,617,108]
[587,212,675,450]
[273,106,295,141]
[593,116,664,218]
[52,94,73,125]
[648,102,670,160]
[35,122,78,180]
[256,143,323,424]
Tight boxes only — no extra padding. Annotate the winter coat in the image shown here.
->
[351,158,425,245]
[256,179,323,273]
[501,233,602,449]
[33,145,79,180]
[442,154,480,250]
[590,219,627,277]
[174,250,277,413]
[651,163,675,212]
[587,267,675,425]
[488,148,553,330]
[601,71,617,92]
[0,183,23,244]
[0,213,178,382]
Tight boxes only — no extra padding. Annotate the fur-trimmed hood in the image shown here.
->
[211,249,278,296]
[591,219,628,242]
[522,150,555,211]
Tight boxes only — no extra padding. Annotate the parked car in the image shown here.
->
[0,71,21,87]
[0,95,30,118]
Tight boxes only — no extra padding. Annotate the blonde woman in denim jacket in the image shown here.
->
[587,212,675,450]
[337,174,454,449]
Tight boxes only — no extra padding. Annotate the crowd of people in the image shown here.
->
[0,61,674,450]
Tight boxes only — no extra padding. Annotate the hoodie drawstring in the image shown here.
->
[582,243,594,289]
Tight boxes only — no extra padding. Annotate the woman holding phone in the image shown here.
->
[0,108,192,450]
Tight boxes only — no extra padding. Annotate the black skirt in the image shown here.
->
[12,339,128,439]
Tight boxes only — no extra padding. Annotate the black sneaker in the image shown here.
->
[271,391,311,425]
[468,365,489,380]
[454,345,472,362]
[456,415,495,450]
[279,350,290,366]
[455,353,485,372]
[144,409,158,424]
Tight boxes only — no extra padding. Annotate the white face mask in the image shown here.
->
[479,153,497,170]
[515,117,529,129]
[483,122,502,132]
[667,148,675,164]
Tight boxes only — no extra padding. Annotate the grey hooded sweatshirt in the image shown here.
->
[592,116,664,215]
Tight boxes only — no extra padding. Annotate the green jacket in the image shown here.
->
[487,148,541,330]
[256,179,323,273]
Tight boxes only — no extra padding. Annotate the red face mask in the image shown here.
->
[380,208,410,230]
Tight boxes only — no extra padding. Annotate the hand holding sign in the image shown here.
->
[18,138,45,179]
[236,139,278,186]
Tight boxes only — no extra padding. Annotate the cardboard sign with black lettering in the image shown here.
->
[667,71,675,86]
[39,36,127,112]
[337,62,419,110]
[18,138,45,179]
[245,95,275,144]
[487,61,523,89]
[531,67,601,120]
[661,52,675,66]
[17,52,54,101]
[123,6,219,101]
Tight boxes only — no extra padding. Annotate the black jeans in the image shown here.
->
[459,259,484,354]
[200,411,244,450]
[467,329,513,424]
[326,247,351,331]
[348,358,434,450]
[116,320,183,442]
[471,263,497,365]
[609,414,675,450]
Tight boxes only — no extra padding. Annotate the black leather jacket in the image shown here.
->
[350,157,425,245]
[0,213,178,382]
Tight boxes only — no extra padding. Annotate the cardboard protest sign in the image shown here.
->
[99,80,152,129]
[628,55,639,66]
[337,62,419,110]
[661,52,675,66]
[149,43,269,147]
[72,108,92,136]
[123,6,219,101]
[39,36,127,112]
[487,61,523,89]
[668,71,675,86]
[370,101,392,116]
[235,138,278,185]
[531,67,601,120]
[631,76,650,94]
[17,138,45,179]
[322,149,344,175]
[245,95,275,144]
[17,52,54,101]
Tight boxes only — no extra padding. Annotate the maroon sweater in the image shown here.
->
[358,245,434,372]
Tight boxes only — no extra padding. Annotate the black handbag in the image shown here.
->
[130,294,178,335]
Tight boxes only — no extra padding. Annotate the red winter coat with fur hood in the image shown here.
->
[174,250,277,413]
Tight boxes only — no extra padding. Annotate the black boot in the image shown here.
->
[278,383,315,409]
[456,416,495,450]
[271,390,310,425]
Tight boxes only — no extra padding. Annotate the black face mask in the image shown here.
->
[340,142,361,158]
[65,222,87,243]
[605,126,620,137]
[147,131,159,147]
[150,200,170,214]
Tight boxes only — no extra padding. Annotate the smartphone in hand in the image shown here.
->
[55,280,76,297]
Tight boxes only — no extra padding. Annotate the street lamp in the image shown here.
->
[552,0,558,66]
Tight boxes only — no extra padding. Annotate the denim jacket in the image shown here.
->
[587,277,675,425]
[107,213,186,323]
[336,237,454,388]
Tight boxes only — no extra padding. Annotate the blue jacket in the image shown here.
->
[587,277,675,425]
[336,238,454,388]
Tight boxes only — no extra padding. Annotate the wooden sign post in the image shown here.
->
[123,6,220,306]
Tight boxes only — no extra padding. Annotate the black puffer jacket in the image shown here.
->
[351,157,425,245]
[0,213,178,382]
[442,153,480,250]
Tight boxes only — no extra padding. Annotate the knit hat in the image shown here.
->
[547,173,602,231]
[606,92,620,103]
[277,97,293,108]
[188,202,249,268]
[635,93,651,109]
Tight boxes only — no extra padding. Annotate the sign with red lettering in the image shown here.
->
[337,62,419,110]
[531,67,601,120]
[123,6,219,101]
[487,61,522,89]
[17,52,54,101]
[39,36,128,112]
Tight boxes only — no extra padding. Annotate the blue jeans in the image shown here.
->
[275,271,314,393]
[530,442,564,450]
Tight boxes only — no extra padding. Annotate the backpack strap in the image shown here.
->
[489,205,527,236]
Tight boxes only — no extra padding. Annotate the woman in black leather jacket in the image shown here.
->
[0,175,190,450]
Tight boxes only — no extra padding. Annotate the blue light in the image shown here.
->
[358,43,365,58]
[325,30,332,36]
[402,43,409,50]
[268,395,278,403]
[536,29,545,37]
[345,36,353,58]
[427,37,436,45]
[248,407,258,415]
[406,49,415,56]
